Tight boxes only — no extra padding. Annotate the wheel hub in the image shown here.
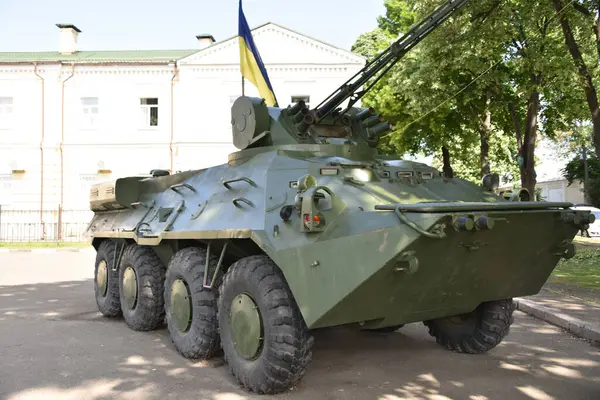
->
[230,293,263,360]
[97,260,108,296]
[122,266,138,309]
[170,279,192,333]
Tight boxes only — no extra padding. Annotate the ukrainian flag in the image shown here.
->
[238,0,278,107]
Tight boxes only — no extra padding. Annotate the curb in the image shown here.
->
[0,248,94,253]
[515,297,600,344]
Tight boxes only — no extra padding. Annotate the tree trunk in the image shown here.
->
[442,146,454,179]
[594,19,600,60]
[583,146,591,204]
[594,0,600,60]
[553,0,600,158]
[520,84,540,195]
[508,101,523,148]
[479,91,492,178]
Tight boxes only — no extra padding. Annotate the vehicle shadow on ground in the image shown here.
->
[1,280,599,400]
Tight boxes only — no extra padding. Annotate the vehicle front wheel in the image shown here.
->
[424,299,515,354]
[218,255,314,395]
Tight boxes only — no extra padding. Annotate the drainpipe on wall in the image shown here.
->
[170,63,179,173]
[59,63,75,241]
[33,63,45,240]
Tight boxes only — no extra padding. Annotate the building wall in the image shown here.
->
[537,179,585,204]
[0,25,366,227]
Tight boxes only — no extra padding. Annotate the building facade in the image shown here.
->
[537,178,585,204]
[0,23,365,240]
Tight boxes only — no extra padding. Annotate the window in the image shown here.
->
[140,98,158,127]
[79,174,99,191]
[0,97,14,128]
[0,174,13,204]
[291,95,310,108]
[81,97,98,128]
[0,174,12,191]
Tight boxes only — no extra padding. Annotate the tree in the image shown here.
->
[352,0,588,195]
[549,121,595,204]
[551,0,600,159]
[563,152,600,207]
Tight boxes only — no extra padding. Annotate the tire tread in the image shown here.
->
[218,255,313,395]
[119,245,166,331]
[424,299,514,354]
[164,246,222,359]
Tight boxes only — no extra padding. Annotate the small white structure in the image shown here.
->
[536,178,585,204]
[0,22,365,230]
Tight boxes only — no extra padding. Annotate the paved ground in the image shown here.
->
[525,286,600,330]
[1,251,599,400]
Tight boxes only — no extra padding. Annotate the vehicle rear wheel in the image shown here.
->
[218,255,314,395]
[94,240,121,317]
[164,246,223,359]
[118,245,166,331]
[423,299,515,354]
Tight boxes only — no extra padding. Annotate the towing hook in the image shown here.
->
[554,241,576,259]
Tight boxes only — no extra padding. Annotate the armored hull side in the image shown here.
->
[86,145,582,330]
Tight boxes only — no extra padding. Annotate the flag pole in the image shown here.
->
[242,76,245,96]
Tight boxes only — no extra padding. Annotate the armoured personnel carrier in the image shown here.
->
[84,0,595,394]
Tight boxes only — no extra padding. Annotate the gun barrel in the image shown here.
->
[368,121,392,139]
[355,107,376,121]
[363,115,382,127]
[312,0,470,121]
[288,100,305,114]
[293,107,309,122]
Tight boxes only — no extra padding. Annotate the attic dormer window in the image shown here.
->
[291,95,310,108]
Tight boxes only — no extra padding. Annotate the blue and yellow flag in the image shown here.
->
[238,0,278,107]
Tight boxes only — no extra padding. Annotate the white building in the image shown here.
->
[536,178,585,203]
[0,23,365,240]
[533,137,586,204]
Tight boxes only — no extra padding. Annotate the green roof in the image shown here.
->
[0,49,199,64]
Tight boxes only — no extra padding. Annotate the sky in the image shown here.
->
[0,0,386,52]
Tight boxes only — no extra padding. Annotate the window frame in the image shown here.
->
[139,97,159,128]
[291,95,310,109]
[80,97,99,130]
[0,97,14,129]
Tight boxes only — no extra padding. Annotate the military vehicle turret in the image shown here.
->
[85,0,594,394]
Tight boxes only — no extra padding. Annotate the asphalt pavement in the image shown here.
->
[0,250,599,400]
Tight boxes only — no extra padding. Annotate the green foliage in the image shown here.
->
[562,152,600,206]
[548,122,595,160]
[535,187,545,201]
[562,153,600,183]
[351,0,600,184]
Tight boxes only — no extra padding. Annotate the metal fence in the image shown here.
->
[0,206,93,243]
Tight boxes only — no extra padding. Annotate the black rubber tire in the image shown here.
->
[118,245,166,331]
[365,324,405,333]
[164,246,223,359]
[94,240,121,317]
[424,299,515,354]
[218,255,314,395]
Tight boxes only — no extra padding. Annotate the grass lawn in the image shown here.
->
[549,247,600,289]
